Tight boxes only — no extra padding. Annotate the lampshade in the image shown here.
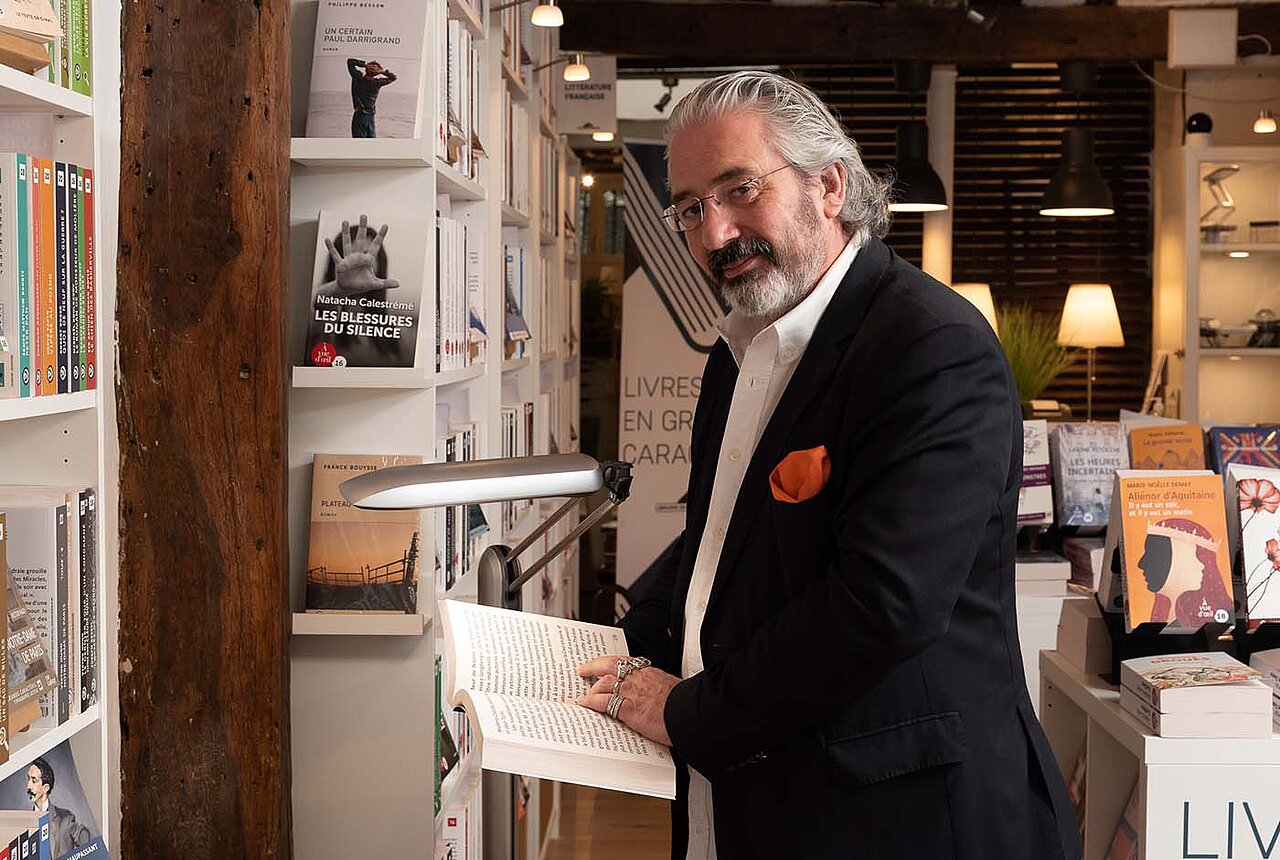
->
[1039,128,1114,217]
[889,122,948,213]
[1058,283,1125,348]
[1255,110,1277,135]
[592,131,615,142]
[530,0,563,27]
[951,283,999,336]
[340,453,604,509]
[563,54,590,82]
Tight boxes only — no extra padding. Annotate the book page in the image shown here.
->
[442,600,628,703]
[466,690,672,766]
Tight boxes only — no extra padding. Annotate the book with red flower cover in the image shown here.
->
[1113,471,1234,632]
[1226,464,1280,623]
[1106,782,1141,860]
[1128,423,1205,470]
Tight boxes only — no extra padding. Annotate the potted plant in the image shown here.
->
[994,302,1077,413]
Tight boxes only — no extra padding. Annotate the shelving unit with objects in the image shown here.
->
[285,1,581,857]
[1156,145,1280,423]
[1040,649,1280,860]
[0,0,123,849]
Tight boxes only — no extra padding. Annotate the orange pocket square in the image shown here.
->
[769,445,831,503]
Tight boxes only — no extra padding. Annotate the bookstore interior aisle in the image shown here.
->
[0,0,119,856]
[287,0,582,857]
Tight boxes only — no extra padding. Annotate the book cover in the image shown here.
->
[0,516,9,763]
[0,740,99,857]
[1209,426,1280,474]
[1116,472,1234,631]
[37,159,53,397]
[1119,684,1272,738]
[305,0,428,139]
[1121,651,1261,699]
[1051,423,1129,528]
[305,453,423,613]
[80,168,93,391]
[1018,419,1053,525]
[1128,423,1205,470]
[52,162,65,394]
[303,210,428,369]
[0,0,59,42]
[75,488,94,712]
[1227,465,1280,623]
[6,572,58,714]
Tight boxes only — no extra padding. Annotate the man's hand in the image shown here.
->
[576,655,678,747]
[324,214,400,296]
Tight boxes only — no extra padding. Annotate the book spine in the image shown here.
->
[79,488,97,710]
[58,0,69,88]
[39,160,56,396]
[16,155,30,398]
[0,155,15,398]
[0,515,9,764]
[72,0,90,96]
[27,158,41,397]
[54,163,68,394]
[82,168,94,389]
[66,165,79,392]
[55,502,69,723]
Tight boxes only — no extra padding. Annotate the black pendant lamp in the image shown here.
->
[890,121,948,213]
[1039,127,1114,217]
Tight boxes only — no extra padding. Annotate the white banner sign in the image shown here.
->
[556,56,617,137]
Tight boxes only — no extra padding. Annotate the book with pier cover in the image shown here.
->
[438,600,676,799]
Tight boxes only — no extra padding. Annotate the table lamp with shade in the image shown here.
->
[951,283,999,337]
[339,452,633,859]
[1057,283,1124,421]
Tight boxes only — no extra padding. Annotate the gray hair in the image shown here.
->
[664,71,892,240]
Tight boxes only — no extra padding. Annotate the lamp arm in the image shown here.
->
[490,0,527,12]
[507,495,619,594]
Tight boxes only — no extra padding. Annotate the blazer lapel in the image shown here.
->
[706,238,894,612]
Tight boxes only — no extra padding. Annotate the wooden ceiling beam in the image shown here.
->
[560,2,1280,65]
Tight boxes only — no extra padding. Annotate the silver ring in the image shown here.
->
[616,659,635,681]
[631,657,652,671]
[611,675,622,695]
[606,693,626,719]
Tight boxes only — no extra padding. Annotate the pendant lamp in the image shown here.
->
[890,122,948,213]
[1039,127,1114,217]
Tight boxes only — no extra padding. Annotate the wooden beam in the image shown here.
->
[117,0,292,856]
[561,2,1280,64]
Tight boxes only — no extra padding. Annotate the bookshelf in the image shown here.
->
[0,0,122,850]
[286,1,582,856]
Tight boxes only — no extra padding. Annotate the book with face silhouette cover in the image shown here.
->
[1113,471,1234,632]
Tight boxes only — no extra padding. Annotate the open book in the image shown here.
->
[439,600,676,799]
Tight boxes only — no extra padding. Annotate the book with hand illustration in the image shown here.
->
[438,600,676,799]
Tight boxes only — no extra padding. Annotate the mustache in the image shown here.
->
[708,237,775,281]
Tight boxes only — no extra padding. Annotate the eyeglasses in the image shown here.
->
[661,164,792,233]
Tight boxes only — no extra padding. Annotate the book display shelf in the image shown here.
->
[1041,650,1280,860]
[1156,145,1280,424]
[0,0,122,849]
[286,1,582,857]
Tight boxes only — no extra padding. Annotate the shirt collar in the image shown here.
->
[719,232,863,365]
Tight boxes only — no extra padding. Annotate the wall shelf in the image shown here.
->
[0,706,102,785]
[436,160,486,201]
[290,137,432,167]
[501,61,529,101]
[0,66,92,116]
[502,204,531,227]
[291,365,432,389]
[447,0,486,40]
[291,613,430,636]
[0,390,96,423]
[1199,348,1280,357]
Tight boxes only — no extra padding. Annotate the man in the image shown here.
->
[346,58,397,139]
[27,758,90,856]
[577,71,1080,859]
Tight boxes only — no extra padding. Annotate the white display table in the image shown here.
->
[1040,649,1280,860]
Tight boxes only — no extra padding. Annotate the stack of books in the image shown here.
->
[1119,652,1273,738]
[1250,648,1280,727]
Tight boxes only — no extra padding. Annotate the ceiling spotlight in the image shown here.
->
[1229,251,1251,259]
[1255,109,1277,135]
[581,174,595,188]
[592,131,615,143]
[530,0,563,27]
[563,53,590,82]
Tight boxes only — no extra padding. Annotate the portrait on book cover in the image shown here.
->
[1134,516,1233,629]
[0,740,100,857]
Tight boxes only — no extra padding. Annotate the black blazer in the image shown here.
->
[622,238,1081,859]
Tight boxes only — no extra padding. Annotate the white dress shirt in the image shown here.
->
[681,235,861,859]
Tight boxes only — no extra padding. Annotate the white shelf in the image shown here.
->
[1200,242,1280,255]
[540,228,557,246]
[1041,649,1280,765]
[291,365,432,389]
[502,356,530,373]
[290,137,432,167]
[446,0,486,40]
[0,705,101,784]
[540,351,560,363]
[0,390,96,423]
[435,160,486,201]
[434,364,486,386]
[540,114,556,140]
[291,612,430,636]
[501,204,531,227]
[1199,348,1280,357]
[501,61,529,101]
[0,66,92,116]
[436,754,481,822]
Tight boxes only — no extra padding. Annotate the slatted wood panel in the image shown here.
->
[952,64,1153,419]
[790,66,925,267]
